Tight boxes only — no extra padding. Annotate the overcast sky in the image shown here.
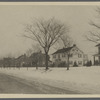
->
[0,4,98,59]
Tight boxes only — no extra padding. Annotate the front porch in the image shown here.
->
[93,54,100,65]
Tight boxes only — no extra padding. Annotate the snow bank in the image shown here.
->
[0,66,100,94]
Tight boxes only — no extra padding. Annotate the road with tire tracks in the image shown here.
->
[0,73,79,94]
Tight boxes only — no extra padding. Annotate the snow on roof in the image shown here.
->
[52,44,84,55]
[52,46,73,55]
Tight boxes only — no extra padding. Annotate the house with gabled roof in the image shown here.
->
[52,44,88,67]
[15,54,27,67]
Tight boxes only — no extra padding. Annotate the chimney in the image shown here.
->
[73,44,76,47]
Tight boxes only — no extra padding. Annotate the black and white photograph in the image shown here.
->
[0,2,100,96]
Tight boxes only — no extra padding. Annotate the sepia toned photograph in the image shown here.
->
[0,2,100,97]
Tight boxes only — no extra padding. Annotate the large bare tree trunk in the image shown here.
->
[45,52,49,70]
[99,56,100,65]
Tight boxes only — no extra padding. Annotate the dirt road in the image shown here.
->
[0,73,78,94]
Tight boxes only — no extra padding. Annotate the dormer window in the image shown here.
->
[78,54,82,58]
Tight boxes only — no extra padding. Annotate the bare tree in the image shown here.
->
[24,18,67,70]
[32,44,42,53]
[60,34,73,48]
[86,28,100,44]
[26,48,33,57]
[53,33,73,70]
[61,35,73,70]
[86,7,100,43]
[56,34,73,70]
[26,44,42,57]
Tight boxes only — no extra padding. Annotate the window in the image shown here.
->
[62,53,65,57]
[53,55,56,58]
[58,54,60,59]
[84,55,87,58]
[78,61,82,65]
[69,61,73,64]
[62,53,64,57]
[78,54,82,58]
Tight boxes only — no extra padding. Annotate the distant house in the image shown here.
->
[0,52,52,68]
[15,54,27,67]
[14,52,51,67]
[52,44,88,67]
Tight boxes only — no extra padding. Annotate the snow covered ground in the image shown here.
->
[0,66,100,94]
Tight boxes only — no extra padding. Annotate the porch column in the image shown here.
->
[94,56,95,65]
[99,56,100,65]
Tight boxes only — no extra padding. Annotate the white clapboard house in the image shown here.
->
[52,44,88,67]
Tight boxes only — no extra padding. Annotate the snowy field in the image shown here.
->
[0,66,100,94]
